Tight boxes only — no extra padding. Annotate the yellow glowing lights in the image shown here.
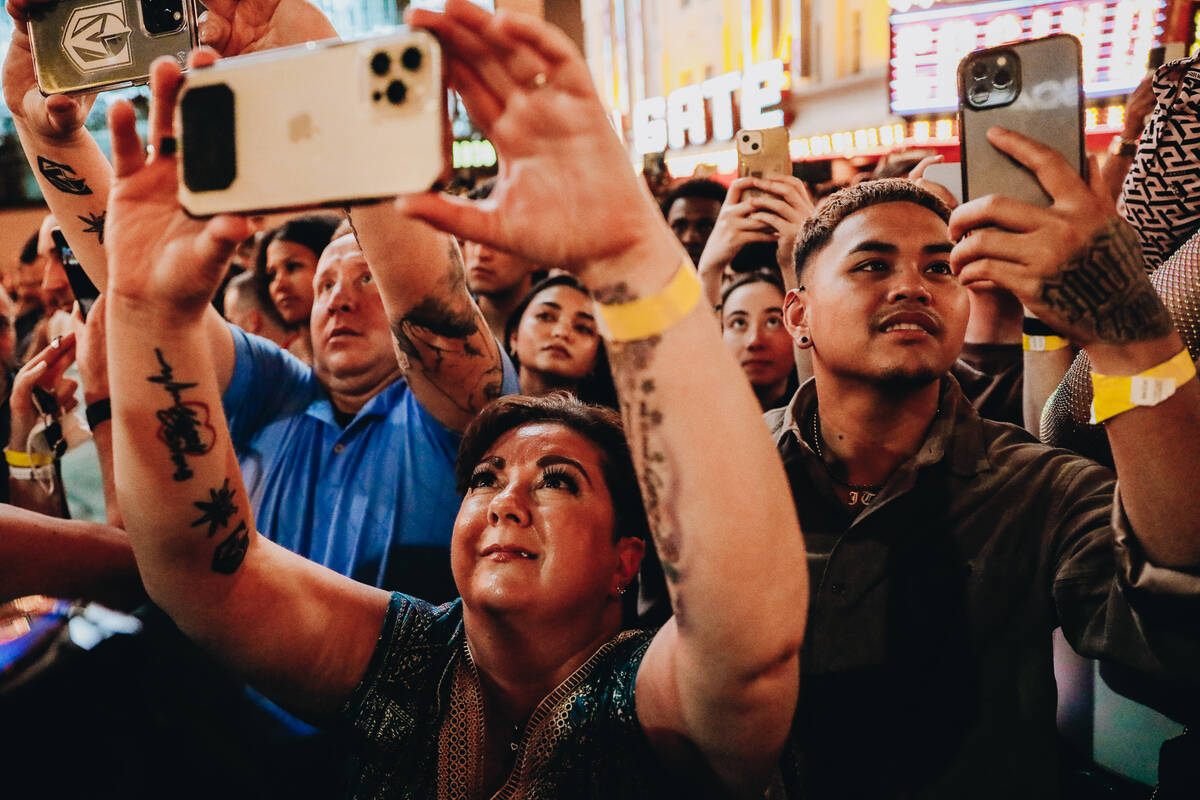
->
[651,107,1127,174]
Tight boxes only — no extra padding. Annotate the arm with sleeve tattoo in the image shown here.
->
[950,128,1200,568]
[348,203,505,432]
[398,3,808,793]
[103,59,388,722]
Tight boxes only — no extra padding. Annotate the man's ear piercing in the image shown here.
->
[800,336,809,344]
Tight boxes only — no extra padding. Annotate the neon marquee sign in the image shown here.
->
[889,0,1165,115]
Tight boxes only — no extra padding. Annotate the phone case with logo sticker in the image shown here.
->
[27,0,197,95]
[177,30,448,216]
[958,34,1085,207]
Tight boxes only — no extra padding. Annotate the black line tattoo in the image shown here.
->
[78,211,105,244]
[391,284,502,414]
[37,156,93,195]
[191,478,238,537]
[212,520,249,574]
[1040,218,1173,344]
[148,349,216,481]
[600,313,687,620]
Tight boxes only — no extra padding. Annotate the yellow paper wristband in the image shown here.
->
[595,258,702,342]
[4,449,56,468]
[1090,348,1197,424]
[1022,334,1070,352]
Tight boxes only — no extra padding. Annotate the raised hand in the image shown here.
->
[398,0,670,274]
[105,54,251,318]
[198,0,337,57]
[8,332,78,452]
[948,127,1171,347]
[3,0,95,138]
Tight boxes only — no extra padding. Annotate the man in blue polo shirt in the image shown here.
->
[223,218,517,603]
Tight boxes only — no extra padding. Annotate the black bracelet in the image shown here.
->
[1021,317,1062,337]
[85,398,112,430]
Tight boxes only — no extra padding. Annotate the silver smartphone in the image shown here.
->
[177,30,448,217]
[28,0,197,95]
[958,34,1085,206]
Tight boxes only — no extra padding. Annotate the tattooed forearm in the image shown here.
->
[391,293,502,414]
[188,478,249,574]
[1040,218,1173,343]
[37,156,93,195]
[148,349,216,481]
[606,330,687,599]
[78,211,106,244]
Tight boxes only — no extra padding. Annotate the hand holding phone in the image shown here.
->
[949,127,1167,348]
[736,127,792,197]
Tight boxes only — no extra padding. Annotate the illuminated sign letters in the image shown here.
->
[889,0,1164,115]
[632,59,786,155]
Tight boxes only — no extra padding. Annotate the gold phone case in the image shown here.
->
[27,0,197,95]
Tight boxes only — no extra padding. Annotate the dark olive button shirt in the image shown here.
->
[766,376,1200,800]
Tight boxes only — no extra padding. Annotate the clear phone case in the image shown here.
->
[27,0,198,95]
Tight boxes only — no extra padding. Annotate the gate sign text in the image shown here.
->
[632,59,787,155]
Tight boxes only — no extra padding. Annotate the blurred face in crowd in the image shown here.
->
[37,217,73,315]
[789,202,968,389]
[13,254,43,311]
[0,290,16,368]
[310,235,401,398]
[452,422,640,623]
[666,196,722,265]
[265,238,321,324]
[722,281,793,392]
[463,240,533,297]
[509,285,600,384]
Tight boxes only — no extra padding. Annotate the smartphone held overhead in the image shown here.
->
[177,29,449,217]
[958,34,1085,205]
[28,0,198,95]
[736,127,792,194]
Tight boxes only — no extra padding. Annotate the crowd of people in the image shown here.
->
[2,0,1198,798]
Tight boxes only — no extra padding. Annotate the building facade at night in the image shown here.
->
[582,0,1172,178]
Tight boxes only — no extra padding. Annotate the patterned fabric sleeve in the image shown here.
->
[1120,52,1200,271]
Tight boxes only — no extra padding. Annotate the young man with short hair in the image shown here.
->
[772,135,1200,798]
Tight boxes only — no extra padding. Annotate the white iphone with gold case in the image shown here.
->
[177,29,447,217]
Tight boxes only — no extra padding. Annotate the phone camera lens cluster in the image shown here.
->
[371,45,424,106]
[992,68,1012,88]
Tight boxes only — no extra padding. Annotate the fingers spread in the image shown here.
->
[108,100,145,178]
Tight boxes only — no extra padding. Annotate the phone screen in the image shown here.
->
[51,229,100,319]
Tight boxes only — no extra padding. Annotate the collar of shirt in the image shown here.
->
[770,374,995,490]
